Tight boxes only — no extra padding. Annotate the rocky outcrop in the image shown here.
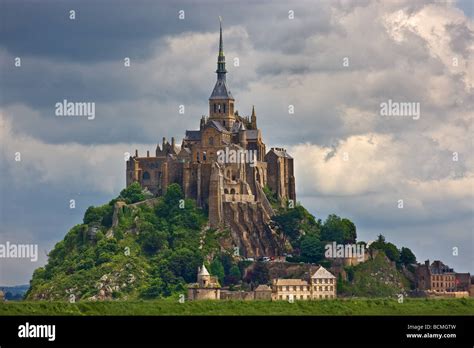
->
[223,201,285,257]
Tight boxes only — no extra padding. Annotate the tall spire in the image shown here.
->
[219,16,224,57]
[216,16,227,81]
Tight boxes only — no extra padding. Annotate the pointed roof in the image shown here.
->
[311,266,336,279]
[198,264,210,276]
[210,79,234,100]
[210,18,234,100]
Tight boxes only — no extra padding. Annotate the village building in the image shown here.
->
[254,284,272,300]
[187,264,221,300]
[271,266,337,301]
[415,259,470,297]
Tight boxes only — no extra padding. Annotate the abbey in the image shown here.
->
[126,22,296,257]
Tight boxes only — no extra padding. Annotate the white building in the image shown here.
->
[272,266,337,300]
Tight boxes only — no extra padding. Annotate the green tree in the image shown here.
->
[341,218,357,243]
[246,262,269,285]
[210,258,225,285]
[400,247,416,266]
[300,234,325,263]
[119,182,146,204]
[226,265,242,285]
[383,242,400,263]
[321,214,357,244]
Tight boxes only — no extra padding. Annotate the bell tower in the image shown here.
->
[209,17,235,130]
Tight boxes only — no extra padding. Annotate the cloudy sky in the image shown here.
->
[1,0,473,285]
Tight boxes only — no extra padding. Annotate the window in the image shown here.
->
[142,171,150,180]
[208,137,214,146]
[224,189,229,194]
[214,104,217,113]
[230,188,236,194]
[223,103,226,113]
[203,152,207,161]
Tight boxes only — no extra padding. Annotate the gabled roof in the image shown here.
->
[231,121,246,133]
[207,120,228,133]
[185,130,201,140]
[255,284,271,291]
[311,266,335,279]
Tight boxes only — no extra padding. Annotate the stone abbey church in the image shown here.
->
[126,23,295,257]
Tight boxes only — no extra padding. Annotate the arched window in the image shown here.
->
[224,189,229,194]
[208,137,214,146]
[142,171,150,180]
[230,188,236,194]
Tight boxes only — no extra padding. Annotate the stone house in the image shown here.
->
[187,265,220,301]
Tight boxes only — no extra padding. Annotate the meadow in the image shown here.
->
[1,298,473,316]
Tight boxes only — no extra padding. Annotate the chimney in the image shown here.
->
[171,137,175,148]
[135,149,138,157]
[147,150,150,157]
[162,137,166,149]
[425,260,429,267]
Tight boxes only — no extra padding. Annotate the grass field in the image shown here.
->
[1,298,474,316]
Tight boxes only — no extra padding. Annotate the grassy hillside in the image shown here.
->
[25,183,223,301]
[338,252,411,297]
[1,298,473,316]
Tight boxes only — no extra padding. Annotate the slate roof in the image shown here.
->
[208,120,228,133]
[185,130,201,140]
[231,121,246,133]
[209,79,234,100]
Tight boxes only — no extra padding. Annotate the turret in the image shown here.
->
[251,105,257,129]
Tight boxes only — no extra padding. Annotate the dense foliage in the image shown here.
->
[26,184,222,301]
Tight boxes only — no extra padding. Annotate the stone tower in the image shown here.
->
[208,18,236,130]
